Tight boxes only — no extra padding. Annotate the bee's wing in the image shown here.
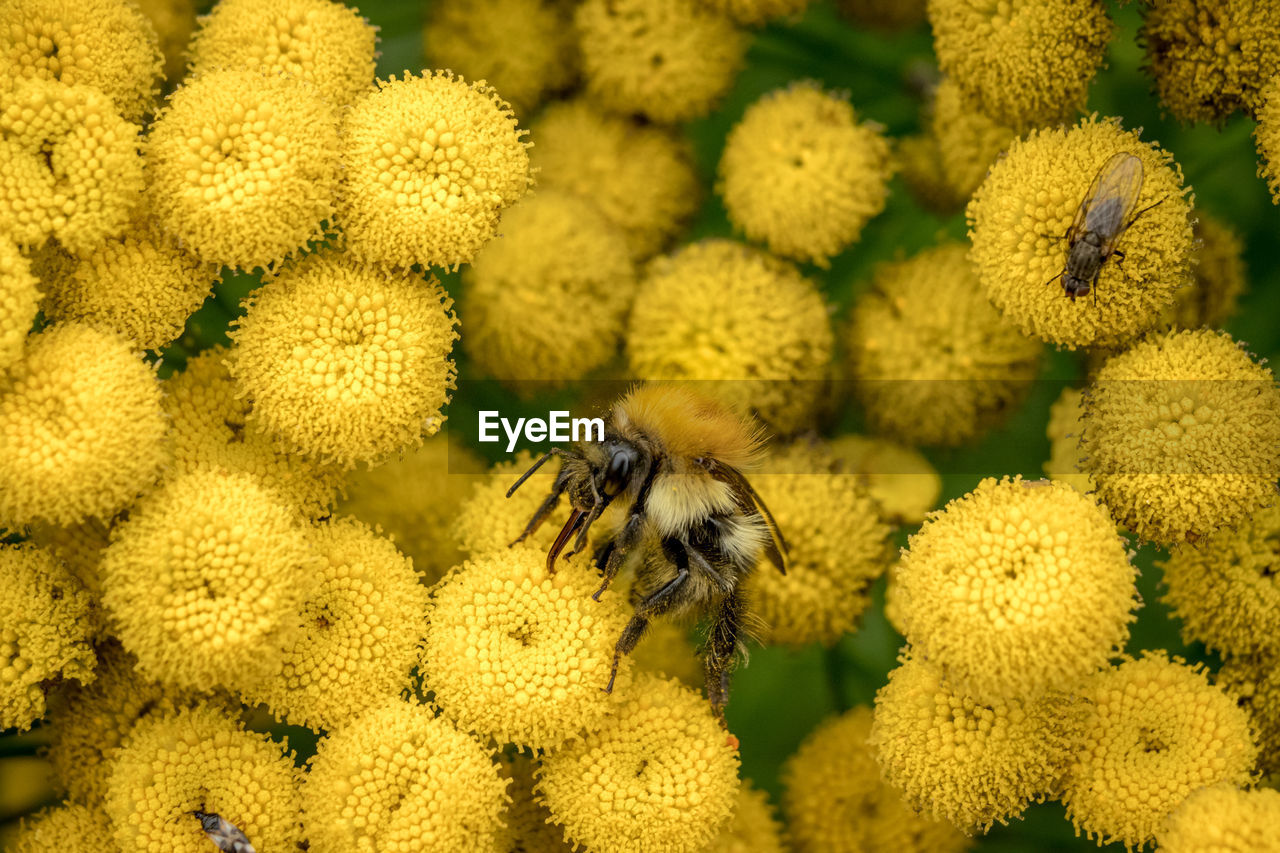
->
[1079,152,1145,249]
[697,458,789,573]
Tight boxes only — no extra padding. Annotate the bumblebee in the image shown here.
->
[507,384,787,721]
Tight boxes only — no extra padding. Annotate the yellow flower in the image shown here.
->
[870,656,1085,832]
[896,132,966,213]
[898,476,1137,700]
[1062,652,1258,850]
[228,250,458,468]
[536,673,741,853]
[699,0,811,26]
[0,323,167,527]
[967,117,1195,349]
[529,98,701,260]
[1256,74,1280,202]
[499,752,573,852]
[26,516,110,604]
[710,780,787,853]
[303,698,508,853]
[1158,785,1280,853]
[238,517,430,731]
[452,451,576,558]
[100,468,322,691]
[928,0,1111,130]
[1081,329,1280,544]
[10,803,109,853]
[136,0,196,84]
[0,238,39,372]
[848,242,1042,446]
[574,0,747,124]
[827,434,942,524]
[0,0,162,122]
[1163,214,1246,330]
[187,0,377,108]
[0,78,143,254]
[339,71,532,270]
[145,69,341,271]
[719,82,893,266]
[628,239,834,435]
[1218,655,1280,777]
[105,704,304,853]
[631,619,703,689]
[422,546,634,750]
[782,705,970,853]
[931,77,1016,201]
[836,0,926,29]
[1042,386,1096,495]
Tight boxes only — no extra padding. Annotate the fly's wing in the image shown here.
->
[205,814,257,853]
[1079,152,1145,251]
[696,457,789,573]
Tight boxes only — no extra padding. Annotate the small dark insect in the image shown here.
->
[1046,151,1165,302]
[191,810,256,853]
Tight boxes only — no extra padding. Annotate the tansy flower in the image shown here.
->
[229,250,458,469]
[745,441,893,646]
[837,0,927,32]
[896,132,966,213]
[303,698,508,853]
[967,117,1195,349]
[869,656,1086,832]
[0,0,162,122]
[499,752,573,852]
[718,82,892,266]
[339,71,532,270]
[422,546,634,751]
[452,451,575,558]
[782,706,970,852]
[631,619,703,689]
[146,69,341,271]
[536,673,741,853]
[1163,215,1246,329]
[847,242,1042,447]
[1062,652,1258,850]
[0,543,95,731]
[698,0,811,26]
[1255,74,1280,202]
[137,0,196,84]
[187,0,377,108]
[931,77,1016,201]
[0,323,167,528]
[827,434,942,524]
[0,78,143,254]
[424,0,576,117]
[10,803,109,853]
[238,517,430,731]
[0,238,39,372]
[928,0,1112,130]
[1217,655,1280,776]
[105,704,304,853]
[1042,386,1096,495]
[1158,785,1280,853]
[100,468,321,691]
[628,240,834,435]
[530,98,700,260]
[26,516,110,604]
[462,190,636,389]
[710,780,787,853]
[883,558,907,636]
[574,0,747,124]
[897,477,1137,700]
[1080,329,1280,544]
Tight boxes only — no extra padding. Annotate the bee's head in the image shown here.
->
[568,439,643,510]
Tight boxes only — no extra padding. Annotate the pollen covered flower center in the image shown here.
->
[187,107,288,203]
[377,122,478,210]
[299,292,408,401]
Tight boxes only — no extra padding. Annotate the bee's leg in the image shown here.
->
[591,466,659,601]
[704,588,745,727]
[605,541,691,692]
[592,538,615,575]
[510,467,570,546]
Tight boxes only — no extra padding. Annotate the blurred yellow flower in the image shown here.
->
[1158,784,1280,853]
[1218,655,1280,777]
[0,238,39,373]
[1042,386,1095,495]
[699,0,810,25]
[931,77,1016,201]
[827,433,942,525]
[136,0,196,84]
[10,803,108,853]
[499,752,573,852]
[1163,214,1246,330]
[896,132,966,213]
[631,619,703,689]
[710,780,787,853]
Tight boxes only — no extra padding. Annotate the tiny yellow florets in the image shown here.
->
[146,69,341,271]
[1255,74,1280,202]
[827,434,943,525]
[462,190,636,388]
[303,698,508,852]
[1218,655,1280,777]
[339,71,532,270]
[631,619,703,689]
[26,516,110,603]
[10,803,109,853]
[931,77,1016,201]
[719,82,893,266]
[697,0,810,25]
[1081,329,1280,544]
[967,117,1195,349]
[1043,386,1096,495]
[536,673,741,853]
[898,476,1137,700]
[574,0,747,124]
[0,323,167,528]
[498,752,572,852]
[452,451,574,558]
[928,0,1112,130]
[710,780,787,853]
[422,546,634,750]
[229,250,459,469]
[136,0,196,84]
[1158,785,1280,853]
[0,238,39,372]
[628,240,834,435]
[1062,652,1258,850]
[1163,214,1246,329]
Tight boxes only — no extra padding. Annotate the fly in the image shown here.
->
[192,811,256,853]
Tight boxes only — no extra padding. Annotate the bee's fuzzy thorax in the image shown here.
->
[614,383,764,469]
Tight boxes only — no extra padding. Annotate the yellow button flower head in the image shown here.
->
[1081,329,1280,544]
[746,441,893,646]
[340,71,532,270]
[188,0,377,108]
[967,117,1195,349]
[229,250,458,469]
[1255,74,1280,202]
[931,77,1016,202]
[1163,215,1246,330]
[848,242,1042,447]
[0,323,166,528]
[26,516,110,604]
[632,619,703,689]
[574,0,747,124]
[0,78,144,254]
[462,190,636,389]
[536,673,741,853]
[146,69,340,271]
[1159,785,1280,853]
[1062,652,1258,850]
[303,698,508,852]
[782,706,970,853]
[0,238,39,372]
[1218,655,1280,777]
[452,451,575,558]
[710,780,787,853]
[828,434,943,525]
[0,543,95,732]
[10,803,108,853]
[1043,386,1095,495]
[0,0,162,122]
[628,240,834,435]
[530,98,700,260]
[698,0,810,26]
[719,82,892,266]
[238,517,429,731]
[106,704,304,853]
[928,0,1111,130]
[136,0,196,84]
[423,546,633,750]
[898,477,1137,700]
[870,656,1086,832]
[100,468,321,691]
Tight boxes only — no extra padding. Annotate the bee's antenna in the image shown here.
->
[505,449,563,498]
